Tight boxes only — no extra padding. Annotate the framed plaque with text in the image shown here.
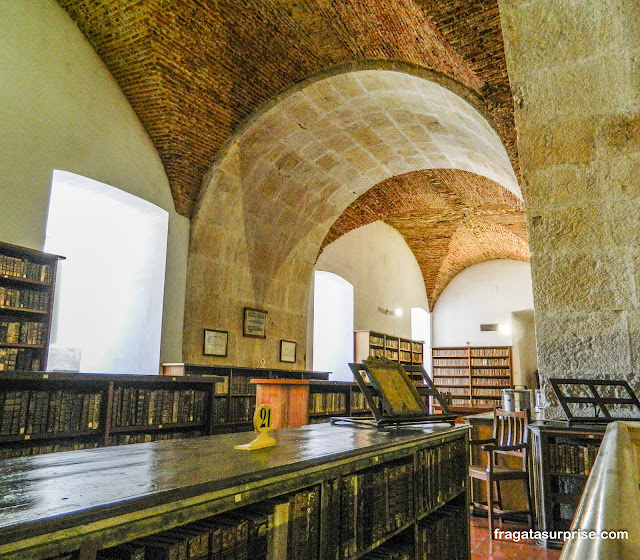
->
[243,307,267,338]
[279,340,296,363]
[203,329,228,357]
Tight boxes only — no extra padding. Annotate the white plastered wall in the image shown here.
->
[432,260,535,384]
[310,221,430,368]
[0,0,189,364]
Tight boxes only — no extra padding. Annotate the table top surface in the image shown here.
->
[0,422,467,544]
[463,411,608,432]
[250,378,311,385]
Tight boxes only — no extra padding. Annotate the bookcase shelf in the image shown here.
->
[0,371,227,459]
[0,368,330,459]
[529,424,605,548]
[0,306,49,315]
[354,330,424,369]
[0,423,470,560]
[109,421,205,434]
[161,362,330,430]
[0,241,64,373]
[0,275,54,288]
[0,429,101,444]
[0,342,46,349]
[431,346,513,411]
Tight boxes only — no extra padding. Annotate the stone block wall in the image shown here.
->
[499,0,640,416]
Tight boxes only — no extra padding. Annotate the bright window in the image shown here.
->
[312,271,354,381]
[44,170,168,374]
[411,307,430,368]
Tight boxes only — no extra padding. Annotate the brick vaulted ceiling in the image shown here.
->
[323,169,528,310]
[58,0,526,305]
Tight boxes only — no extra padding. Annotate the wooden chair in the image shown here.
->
[468,409,534,538]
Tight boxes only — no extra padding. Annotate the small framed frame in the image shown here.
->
[243,307,268,338]
[280,340,297,363]
[203,329,228,357]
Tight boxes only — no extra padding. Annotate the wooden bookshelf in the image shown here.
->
[431,346,513,412]
[0,366,335,458]
[0,241,64,373]
[529,423,605,548]
[161,363,330,432]
[354,330,424,377]
[0,423,470,560]
[0,371,229,459]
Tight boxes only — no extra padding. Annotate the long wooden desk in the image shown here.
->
[0,422,470,560]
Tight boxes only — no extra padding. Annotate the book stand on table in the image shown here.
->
[550,377,640,423]
[331,357,457,427]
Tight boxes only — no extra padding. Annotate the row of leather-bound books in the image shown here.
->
[92,486,320,560]
[110,387,207,427]
[41,438,467,560]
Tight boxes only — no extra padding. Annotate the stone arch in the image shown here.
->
[186,68,519,366]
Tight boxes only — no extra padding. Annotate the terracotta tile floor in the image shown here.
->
[471,517,563,560]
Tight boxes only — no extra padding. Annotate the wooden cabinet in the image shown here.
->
[431,346,512,411]
[251,379,311,428]
[354,330,424,366]
[0,423,470,560]
[252,379,382,427]
[529,423,605,548]
[0,241,63,372]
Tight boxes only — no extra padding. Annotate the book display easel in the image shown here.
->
[529,377,638,548]
[549,377,640,423]
[0,241,63,372]
[0,423,470,560]
[332,357,457,427]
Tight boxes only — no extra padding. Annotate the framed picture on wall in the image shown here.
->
[243,307,267,338]
[280,340,296,363]
[203,329,228,357]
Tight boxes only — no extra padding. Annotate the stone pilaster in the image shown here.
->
[499,0,640,416]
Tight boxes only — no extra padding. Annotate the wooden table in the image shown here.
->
[0,422,470,560]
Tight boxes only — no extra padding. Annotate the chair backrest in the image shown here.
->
[492,408,530,459]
